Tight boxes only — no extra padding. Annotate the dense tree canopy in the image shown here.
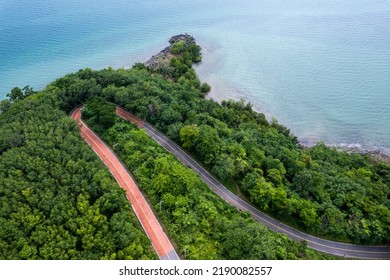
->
[55,40,389,245]
[0,96,156,260]
[1,37,389,260]
[83,96,116,134]
[83,116,334,259]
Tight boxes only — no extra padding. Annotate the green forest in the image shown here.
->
[83,98,334,259]
[0,93,156,259]
[0,36,389,259]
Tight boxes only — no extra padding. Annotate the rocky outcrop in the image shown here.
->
[144,33,195,70]
[335,145,390,164]
[168,34,195,46]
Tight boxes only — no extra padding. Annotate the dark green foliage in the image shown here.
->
[58,50,388,245]
[49,75,102,113]
[0,97,156,260]
[6,87,24,101]
[165,41,203,91]
[94,120,334,259]
[200,82,211,93]
[1,37,389,261]
[6,86,35,102]
[171,41,186,54]
[0,99,12,113]
[83,96,116,134]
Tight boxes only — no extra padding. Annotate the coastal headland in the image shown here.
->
[0,34,389,260]
[145,34,196,70]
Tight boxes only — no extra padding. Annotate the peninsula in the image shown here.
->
[0,35,389,260]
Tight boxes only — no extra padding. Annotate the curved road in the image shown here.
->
[71,107,179,260]
[117,107,390,259]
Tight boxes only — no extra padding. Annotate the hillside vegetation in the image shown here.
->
[77,38,388,245]
[1,35,389,259]
[0,94,156,259]
[83,98,334,259]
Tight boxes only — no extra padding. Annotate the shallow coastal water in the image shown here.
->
[1,0,389,153]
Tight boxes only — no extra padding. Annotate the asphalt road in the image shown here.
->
[117,107,390,260]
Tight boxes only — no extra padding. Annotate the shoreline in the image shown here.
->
[299,139,390,164]
[331,144,390,164]
[5,34,389,164]
[191,38,390,163]
[197,75,390,163]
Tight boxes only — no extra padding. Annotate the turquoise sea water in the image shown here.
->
[1,0,390,153]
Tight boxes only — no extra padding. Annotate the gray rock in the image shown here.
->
[145,34,196,70]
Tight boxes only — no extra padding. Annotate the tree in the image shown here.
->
[171,41,186,54]
[200,83,211,93]
[7,87,24,101]
[0,99,11,113]
[292,170,324,200]
[212,154,235,181]
[248,176,275,211]
[267,168,283,187]
[83,96,116,134]
[195,125,222,165]
[180,124,200,149]
[6,85,35,102]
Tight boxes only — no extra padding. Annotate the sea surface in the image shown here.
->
[1,0,390,153]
